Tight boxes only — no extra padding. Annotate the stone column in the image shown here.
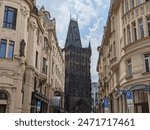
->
[22,68,34,112]
[148,93,150,112]
[9,87,16,113]
[135,19,139,40]
[113,98,118,113]
[130,22,133,43]
[143,16,148,37]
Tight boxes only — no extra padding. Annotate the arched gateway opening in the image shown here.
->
[74,99,88,113]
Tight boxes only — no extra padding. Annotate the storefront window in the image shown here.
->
[133,89,149,113]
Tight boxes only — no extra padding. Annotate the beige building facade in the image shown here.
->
[97,0,150,113]
[0,0,65,113]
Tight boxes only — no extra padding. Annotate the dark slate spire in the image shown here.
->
[65,19,82,48]
[88,39,91,49]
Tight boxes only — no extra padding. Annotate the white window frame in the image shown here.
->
[132,22,137,42]
[130,0,135,9]
[0,39,14,59]
[127,25,131,43]
[137,0,144,5]
[138,19,144,39]
[125,0,129,13]
[144,54,150,72]
[147,16,150,36]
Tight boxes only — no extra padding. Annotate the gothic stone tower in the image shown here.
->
[64,19,91,113]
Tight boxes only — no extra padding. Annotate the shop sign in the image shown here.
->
[126,90,133,99]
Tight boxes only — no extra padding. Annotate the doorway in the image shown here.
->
[0,105,6,113]
[133,89,149,113]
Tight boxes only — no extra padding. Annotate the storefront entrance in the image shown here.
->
[74,100,88,113]
[133,89,149,113]
[30,92,48,113]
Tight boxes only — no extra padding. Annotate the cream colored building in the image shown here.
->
[97,0,150,113]
[0,0,65,113]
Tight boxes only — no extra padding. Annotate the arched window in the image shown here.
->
[0,92,8,100]
[0,91,8,113]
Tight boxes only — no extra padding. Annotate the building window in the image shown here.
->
[130,0,135,9]
[132,22,137,42]
[0,39,7,58]
[3,6,17,30]
[35,51,38,68]
[34,77,37,91]
[133,89,149,113]
[52,62,54,74]
[124,28,126,46]
[0,39,14,59]
[144,54,150,72]
[112,42,116,58]
[147,17,150,36]
[138,19,144,39]
[37,29,40,43]
[137,0,144,5]
[42,57,47,74]
[0,92,8,100]
[125,0,129,13]
[122,1,125,15]
[127,25,131,43]
[74,26,77,32]
[51,79,53,87]
[127,59,132,76]
[111,16,115,31]
[8,41,14,59]
[44,86,47,96]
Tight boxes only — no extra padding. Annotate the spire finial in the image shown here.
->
[89,39,91,49]
[70,13,72,20]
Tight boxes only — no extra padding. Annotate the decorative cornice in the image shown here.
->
[0,71,21,79]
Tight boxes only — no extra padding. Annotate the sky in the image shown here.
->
[36,0,111,82]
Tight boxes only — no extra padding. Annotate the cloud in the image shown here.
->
[37,0,111,82]
[70,0,97,28]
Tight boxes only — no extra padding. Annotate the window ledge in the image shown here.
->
[123,37,150,51]
[125,75,133,80]
[141,71,150,75]
[3,27,16,31]
[0,57,13,61]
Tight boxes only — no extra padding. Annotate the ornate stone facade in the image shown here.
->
[97,0,150,113]
[0,0,65,113]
